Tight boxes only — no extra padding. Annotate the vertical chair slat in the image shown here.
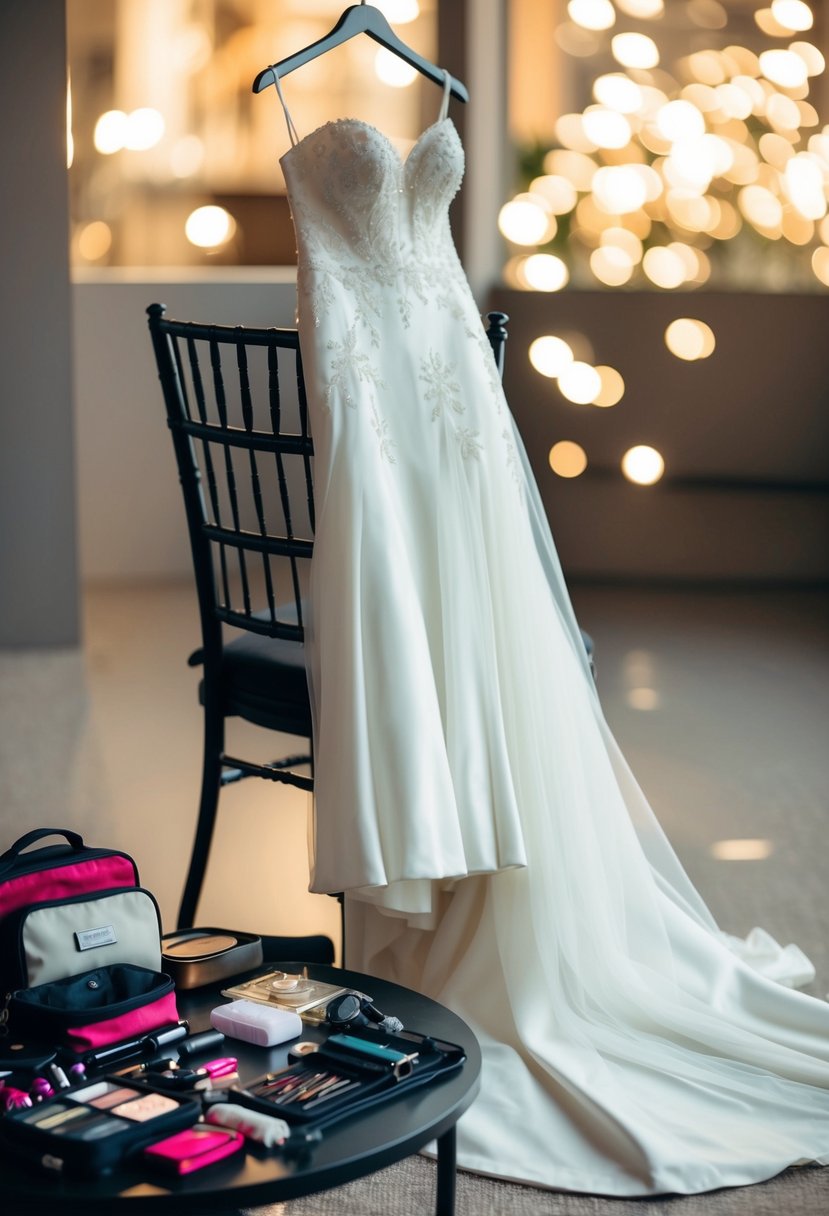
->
[187,337,230,609]
[210,337,251,616]
[238,340,277,624]
[268,340,303,631]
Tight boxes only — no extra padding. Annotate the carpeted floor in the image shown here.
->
[244,1155,829,1216]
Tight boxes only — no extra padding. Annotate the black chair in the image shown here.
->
[147,305,591,942]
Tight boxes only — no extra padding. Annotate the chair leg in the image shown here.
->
[177,700,224,929]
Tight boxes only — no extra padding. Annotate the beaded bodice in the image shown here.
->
[280,117,464,273]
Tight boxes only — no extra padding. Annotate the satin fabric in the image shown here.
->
[274,77,829,1194]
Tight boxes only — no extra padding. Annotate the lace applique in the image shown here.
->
[454,426,483,460]
[502,429,524,494]
[370,407,397,464]
[421,350,463,419]
[324,324,385,409]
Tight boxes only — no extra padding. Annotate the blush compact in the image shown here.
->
[160,928,263,989]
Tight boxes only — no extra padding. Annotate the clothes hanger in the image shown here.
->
[252,2,469,103]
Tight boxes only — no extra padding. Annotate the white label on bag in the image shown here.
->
[75,925,118,951]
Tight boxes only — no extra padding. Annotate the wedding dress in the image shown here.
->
[274,71,829,1195]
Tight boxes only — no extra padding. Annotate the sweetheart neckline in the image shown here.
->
[279,116,456,170]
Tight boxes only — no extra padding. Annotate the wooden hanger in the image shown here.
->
[252,2,468,102]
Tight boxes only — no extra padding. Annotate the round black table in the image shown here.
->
[0,964,481,1216]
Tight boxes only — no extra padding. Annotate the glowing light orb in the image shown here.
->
[549,441,588,478]
[790,41,825,76]
[125,107,165,151]
[656,100,706,142]
[664,318,716,360]
[616,0,664,15]
[498,195,552,245]
[611,33,659,70]
[622,445,665,485]
[374,48,417,87]
[185,205,236,248]
[811,246,829,285]
[590,245,635,285]
[784,153,827,220]
[529,336,574,379]
[739,184,784,230]
[94,110,128,155]
[77,220,112,262]
[592,164,648,213]
[642,246,687,288]
[567,0,616,30]
[558,362,602,404]
[759,49,809,88]
[582,107,632,149]
[593,74,644,114]
[770,0,813,31]
[522,254,570,292]
[592,366,626,407]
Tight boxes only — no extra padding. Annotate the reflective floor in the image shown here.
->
[1,582,826,994]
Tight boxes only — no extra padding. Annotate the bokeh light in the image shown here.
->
[529,336,575,378]
[616,0,664,15]
[185,205,236,248]
[770,0,813,30]
[77,220,112,262]
[549,437,588,474]
[664,318,717,360]
[124,107,165,151]
[558,362,603,404]
[374,48,418,87]
[94,110,128,154]
[522,254,570,291]
[549,441,588,478]
[622,445,665,485]
[592,366,626,406]
[498,195,553,245]
[611,33,660,70]
[568,0,616,30]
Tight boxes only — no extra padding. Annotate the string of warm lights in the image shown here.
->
[504,0,827,487]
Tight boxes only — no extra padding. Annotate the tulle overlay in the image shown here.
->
[276,87,829,1194]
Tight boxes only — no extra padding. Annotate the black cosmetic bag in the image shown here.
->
[4,965,179,1053]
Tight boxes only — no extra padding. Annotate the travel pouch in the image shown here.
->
[235,1025,466,1129]
[4,964,179,1052]
[0,828,141,996]
[0,886,163,992]
[0,1076,201,1176]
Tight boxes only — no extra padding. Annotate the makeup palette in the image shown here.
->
[1,1078,201,1176]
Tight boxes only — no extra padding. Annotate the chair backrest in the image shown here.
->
[148,305,510,660]
[147,304,314,663]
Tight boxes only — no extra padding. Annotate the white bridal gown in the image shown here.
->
[274,72,829,1194]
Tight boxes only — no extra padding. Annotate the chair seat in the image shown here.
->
[194,631,312,737]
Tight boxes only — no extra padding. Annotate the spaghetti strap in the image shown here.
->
[438,69,452,123]
[271,67,300,148]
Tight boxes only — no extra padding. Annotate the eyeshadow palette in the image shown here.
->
[0,1078,201,1176]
